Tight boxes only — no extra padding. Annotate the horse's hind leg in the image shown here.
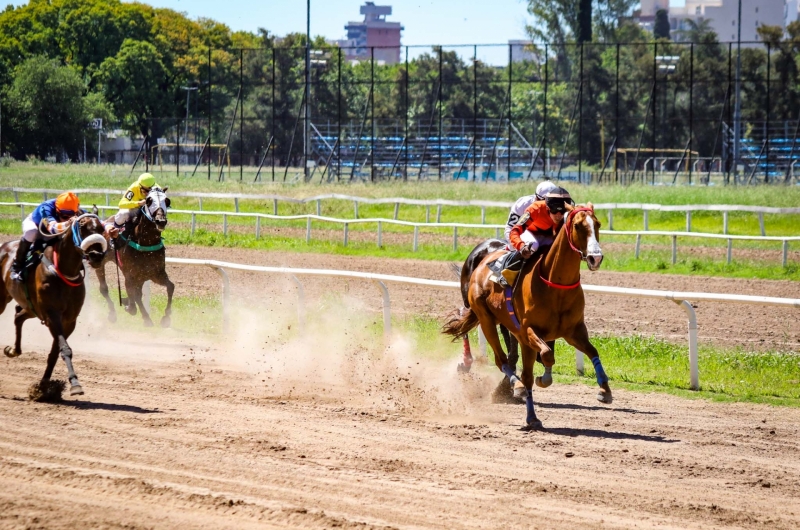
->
[151,270,174,328]
[130,281,154,327]
[4,305,30,358]
[54,318,82,396]
[96,262,117,323]
[457,308,473,373]
[564,322,612,404]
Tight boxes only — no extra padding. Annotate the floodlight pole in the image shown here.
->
[180,86,198,142]
[733,0,742,183]
[305,0,311,180]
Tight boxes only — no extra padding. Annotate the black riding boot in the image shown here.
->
[10,238,31,281]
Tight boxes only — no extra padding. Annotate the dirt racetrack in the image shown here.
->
[1,248,800,529]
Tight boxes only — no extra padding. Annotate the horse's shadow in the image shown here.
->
[537,402,660,415]
[55,400,162,414]
[536,426,678,443]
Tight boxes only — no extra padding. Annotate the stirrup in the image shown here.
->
[10,269,23,282]
[489,273,509,287]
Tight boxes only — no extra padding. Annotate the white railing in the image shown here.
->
[3,202,797,266]
[157,257,800,391]
[4,186,799,235]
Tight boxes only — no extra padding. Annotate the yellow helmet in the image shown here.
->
[137,173,156,189]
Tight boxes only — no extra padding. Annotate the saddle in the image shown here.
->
[487,244,551,289]
[19,239,56,281]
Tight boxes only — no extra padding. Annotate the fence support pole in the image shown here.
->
[783,240,788,267]
[223,214,228,236]
[608,209,613,230]
[686,211,692,232]
[759,212,765,236]
[372,280,391,338]
[343,223,348,246]
[273,199,278,215]
[635,234,641,259]
[394,202,399,220]
[255,216,261,240]
[453,226,458,252]
[675,300,699,390]
[377,221,382,248]
[290,275,306,332]
[672,235,677,264]
[481,207,486,224]
[354,201,359,219]
[723,211,728,234]
[436,204,442,223]
[191,213,196,236]
[644,210,649,230]
[306,217,311,243]
[727,239,732,264]
[210,266,230,330]
[413,226,419,252]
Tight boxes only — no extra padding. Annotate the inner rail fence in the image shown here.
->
[3,187,799,237]
[2,201,798,266]
[142,257,800,391]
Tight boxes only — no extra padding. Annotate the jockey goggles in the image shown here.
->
[56,208,77,219]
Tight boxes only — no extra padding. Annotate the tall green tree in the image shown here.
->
[654,9,670,40]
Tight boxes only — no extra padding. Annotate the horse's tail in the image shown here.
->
[448,262,461,279]
[441,306,479,341]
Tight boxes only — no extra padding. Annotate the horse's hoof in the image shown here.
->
[457,362,471,374]
[597,389,613,404]
[107,312,117,323]
[160,316,171,328]
[4,345,20,358]
[512,380,526,398]
[70,385,84,396]
[125,307,137,316]
[28,380,65,402]
[521,419,544,431]
[143,319,154,328]
[535,374,553,388]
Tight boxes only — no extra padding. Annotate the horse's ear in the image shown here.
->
[92,204,99,215]
[164,198,171,208]
[146,196,153,206]
[587,201,594,211]
[162,186,169,193]
[564,202,574,211]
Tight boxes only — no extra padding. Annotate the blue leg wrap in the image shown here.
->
[501,363,520,386]
[592,357,609,386]
[525,392,537,424]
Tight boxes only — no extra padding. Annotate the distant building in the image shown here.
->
[637,0,784,44]
[339,2,403,64]
[509,40,539,63]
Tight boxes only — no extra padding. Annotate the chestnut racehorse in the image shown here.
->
[0,214,108,400]
[95,187,174,327]
[443,204,609,429]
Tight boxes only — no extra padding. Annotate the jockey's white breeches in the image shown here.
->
[114,208,135,226]
[505,230,551,252]
[21,214,38,243]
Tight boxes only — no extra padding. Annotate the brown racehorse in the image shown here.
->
[95,187,174,327]
[0,214,108,400]
[443,204,608,429]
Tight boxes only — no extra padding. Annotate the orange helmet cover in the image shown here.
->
[55,191,80,213]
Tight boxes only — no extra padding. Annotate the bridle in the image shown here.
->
[537,207,596,291]
[141,188,168,224]
[564,207,596,262]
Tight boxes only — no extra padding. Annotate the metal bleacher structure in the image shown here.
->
[722,121,800,183]
[307,118,552,182]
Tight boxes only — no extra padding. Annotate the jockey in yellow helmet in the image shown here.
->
[11,192,83,281]
[106,173,159,235]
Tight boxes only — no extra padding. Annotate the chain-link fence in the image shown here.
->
[124,42,800,185]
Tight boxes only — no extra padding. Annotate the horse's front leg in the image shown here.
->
[519,342,543,430]
[564,322,612,404]
[535,340,556,389]
[522,328,555,389]
[152,271,174,328]
[31,313,82,401]
[96,262,117,323]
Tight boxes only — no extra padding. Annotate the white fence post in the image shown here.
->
[783,240,788,268]
[635,234,641,259]
[643,210,649,231]
[453,226,458,252]
[234,198,239,213]
[343,223,349,246]
[675,300,699,390]
[316,199,321,216]
[413,226,419,252]
[377,221,382,248]
[191,213,196,236]
[759,212,765,236]
[354,201,359,219]
[255,216,261,240]
[607,209,613,230]
[481,207,486,224]
[686,211,692,232]
[727,239,732,264]
[273,198,278,215]
[223,214,228,236]
[436,204,442,223]
[723,211,728,234]
[672,235,677,264]
[393,202,399,220]
[575,348,584,376]
[306,217,311,243]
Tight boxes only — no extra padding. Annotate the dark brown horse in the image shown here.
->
[443,204,608,429]
[0,214,108,400]
[95,187,174,327]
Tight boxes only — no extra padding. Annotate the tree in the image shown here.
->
[654,9,670,40]
[96,39,172,137]
[3,56,90,160]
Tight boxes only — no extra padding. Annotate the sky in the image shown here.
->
[10,1,685,64]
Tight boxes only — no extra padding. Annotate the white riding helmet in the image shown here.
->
[535,180,559,200]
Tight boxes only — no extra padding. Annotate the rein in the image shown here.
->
[538,207,595,291]
[119,233,164,252]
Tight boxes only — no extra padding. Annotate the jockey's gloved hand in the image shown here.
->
[48,221,67,233]
[520,242,535,259]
